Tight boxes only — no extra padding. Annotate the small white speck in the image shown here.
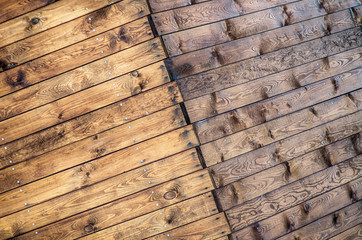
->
[167,234,170,237]
[143,169,147,172]
[140,159,144,163]
[113,83,116,86]
[133,138,136,142]
[117,93,120,97]
[28,210,30,212]
[164,225,167,228]
[152,191,154,194]
[17,180,20,184]
[125,117,128,120]
[1,138,4,141]
[88,18,91,21]
[12,168,15,170]
[136,147,139,150]
[4,146,7,150]
[120,103,123,106]
[101,51,104,54]
[156,203,159,206]
[96,38,99,41]
[9,160,12,163]
[25,203,28,206]
[160,212,162,215]
[146,112,149,115]
[32,223,35,226]
[108,72,112,75]
[35,232,38,235]
[128,126,131,129]
[93,29,95,32]
[85,8,88,10]
[20,189,23,192]
[104,60,108,63]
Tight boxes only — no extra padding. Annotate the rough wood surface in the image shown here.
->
[329,224,362,240]
[226,155,361,231]
[145,213,231,240]
[0,17,153,97]
[0,62,171,169]
[231,178,362,240]
[0,0,149,70]
[177,27,361,100]
[149,0,210,13]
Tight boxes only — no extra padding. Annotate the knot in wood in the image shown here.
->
[84,224,94,233]
[131,71,139,77]
[164,191,177,200]
[30,18,40,25]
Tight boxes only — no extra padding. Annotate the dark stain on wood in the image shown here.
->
[283,161,292,181]
[282,5,292,26]
[333,212,341,226]
[30,17,40,25]
[303,201,312,214]
[118,26,131,44]
[331,78,339,92]
[6,70,28,87]
[89,7,110,25]
[225,19,237,40]
[350,134,361,154]
[319,147,332,167]
[94,148,106,157]
[285,216,295,232]
[211,47,225,65]
[309,107,318,117]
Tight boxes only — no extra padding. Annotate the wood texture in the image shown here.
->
[226,155,361,231]
[0,17,153,97]
[231,178,362,240]
[0,62,171,169]
[12,170,214,239]
[329,224,362,240]
[177,27,361,100]
[201,90,361,166]
[149,0,210,13]
[0,0,149,70]
[145,213,231,240]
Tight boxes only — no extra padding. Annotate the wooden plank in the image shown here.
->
[163,0,359,56]
[0,17,153,97]
[0,104,184,196]
[149,0,210,13]
[226,155,361,231]
[277,202,362,240]
[0,62,172,169]
[10,169,214,239]
[201,90,361,166]
[168,10,355,80]
[0,123,199,208]
[0,0,127,48]
[0,147,202,237]
[330,224,362,240]
[231,178,362,240]
[80,193,217,239]
[187,48,362,124]
[0,38,166,143]
[152,0,299,35]
[0,0,55,24]
[177,27,362,100]
[0,0,149,69]
[145,212,231,240]
[214,133,361,210]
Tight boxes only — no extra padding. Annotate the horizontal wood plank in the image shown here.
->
[145,212,231,240]
[149,0,210,13]
[277,202,362,240]
[0,17,153,97]
[201,89,362,166]
[80,193,217,239]
[0,147,202,237]
[226,155,361,231]
[0,62,172,169]
[0,0,149,70]
[329,224,362,240]
[214,133,361,210]
[231,178,362,240]
[177,27,361,100]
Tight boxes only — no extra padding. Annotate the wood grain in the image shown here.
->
[231,178,362,240]
[0,0,149,70]
[145,212,231,240]
[329,224,362,240]
[0,62,172,169]
[9,170,214,239]
[177,27,362,100]
[80,193,217,239]
[201,89,361,166]
[0,17,153,97]
[226,155,361,231]
[214,133,361,210]
[0,148,202,237]
[149,0,210,13]
[277,202,362,240]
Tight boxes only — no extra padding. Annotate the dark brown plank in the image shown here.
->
[231,178,362,240]
[226,155,361,231]
[0,17,153,97]
[149,0,210,13]
[177,27,361,100]
[330,224,362,240]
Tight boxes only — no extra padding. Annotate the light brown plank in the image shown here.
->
[177,27,361,100]
[0,17,153,97]
[201,89,361,166]
[0,0,149,69]
[0,38,166,143]
[231,178,362,240]
[330,224,362,240]
[149,0,210,13]
[12,169,214,239]
[0,62,172,169]
[145,212,231,240]
[0,147,202,237]
[80,193,217,239]
[226,155,361,231]
[277,202,362,240]
[214,133,361,210]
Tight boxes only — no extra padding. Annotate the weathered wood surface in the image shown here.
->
[80,193,217,239]
[201,89,361,166]
[0,62,171,169]
[0,0,149,70]
[0,148,202,238]
[145,213,231,240]
[177,27,361,100]
[226,155,361,231]
[277,201,362,240]
[149,0,210,13]
[0,0,124,48]
[188,48,362,124]
[163,0,359,56]
[12,169,214,239]
[329,224,362,240]
[231,178,362,240]
[0,17,153,97]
